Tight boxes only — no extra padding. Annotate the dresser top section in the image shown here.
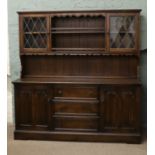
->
[17,9,142,14]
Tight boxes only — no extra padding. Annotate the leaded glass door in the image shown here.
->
[20,15,50,52]
[108,13,139,53]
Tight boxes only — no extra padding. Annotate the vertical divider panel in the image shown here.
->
[47,14,51,51]
[47,85,55,130]
[19,15,24,53]
[98,85,104,131]
[104,13,107,52]
[106,14,110,53]
[31,89,36,127]
[49,15,52,51]
[136,13,140,56]
[135,86,141,131]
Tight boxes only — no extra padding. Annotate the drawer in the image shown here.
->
[54,85,98,98]
[53,99,99,114]
[53,115,99,131]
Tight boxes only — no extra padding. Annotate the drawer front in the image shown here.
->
[54,115,99,131]
[54,85,98,98]
[54,99,98,114]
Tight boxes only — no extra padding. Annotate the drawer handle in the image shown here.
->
[58,90,62,95]
[48,98,53,103]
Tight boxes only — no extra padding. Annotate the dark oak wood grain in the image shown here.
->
[14,10,141,143]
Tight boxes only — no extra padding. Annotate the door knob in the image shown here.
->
[48,98,52,103]
[58,90,62,95]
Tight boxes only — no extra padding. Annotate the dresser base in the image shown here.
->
[14,130,141,144]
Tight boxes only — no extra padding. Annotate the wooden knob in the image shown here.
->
[58,90,62,95]
[48,98,52,103]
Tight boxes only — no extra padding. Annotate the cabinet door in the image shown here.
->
[15,84,49,130]
[107,13,139,53]
[102,85,140,133]
[20,14,50,53]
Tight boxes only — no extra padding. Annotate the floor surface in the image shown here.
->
[8,124,146,155]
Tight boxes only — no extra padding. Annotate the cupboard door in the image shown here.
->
[15,85,33,128]
[107,13,139,53]
[15,85,49,130]
[20,15,50,52]
[102,85,140,133]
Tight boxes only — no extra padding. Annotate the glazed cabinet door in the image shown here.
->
[15,84,49,131]
[20,14,50,53]
[101,85,140,133]
[107,13,140,53]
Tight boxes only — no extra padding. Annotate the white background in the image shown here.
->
[0,0,7,155]
[0,0,154,154]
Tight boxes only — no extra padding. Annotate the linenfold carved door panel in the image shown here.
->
[15,85,49,130]
[102,86,140,133]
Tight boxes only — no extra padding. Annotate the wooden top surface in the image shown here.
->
[17,9,142,14]
[13,77,141,85]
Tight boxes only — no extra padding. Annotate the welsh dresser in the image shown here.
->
[13,9,141,143]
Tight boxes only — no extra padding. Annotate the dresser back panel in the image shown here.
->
[21,55,138,78]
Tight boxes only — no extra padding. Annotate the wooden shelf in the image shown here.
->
[51,28,105,34]
[51,27,105,30]
[110,32,136,34]
[51,31,105,34]
[13,77,141,85]
[24,32,48,34]
[20,51,138,56]
[52,48,105,51]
